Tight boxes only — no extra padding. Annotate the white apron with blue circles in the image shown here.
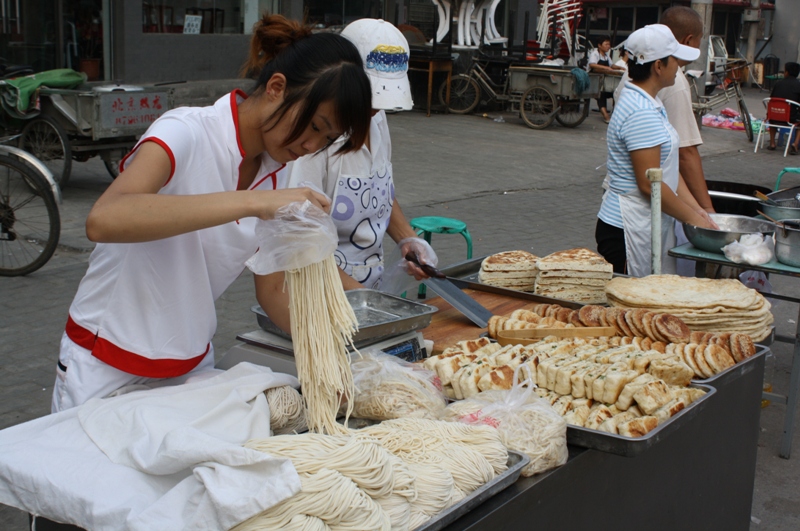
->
[330,157,394,289]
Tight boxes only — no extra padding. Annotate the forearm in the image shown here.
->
[386,199,418,242]
[648,182,707,226]
[678,146,714,211]
[338,267,365,290]
[675,175,703,212]
[86,191,259,243]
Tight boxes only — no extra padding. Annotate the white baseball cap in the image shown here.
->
[341,18,414,111]
[624,24,700,64]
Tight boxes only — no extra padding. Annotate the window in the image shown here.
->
[305,0,384,29]
[142,1,281,34]
[611,7,633,33]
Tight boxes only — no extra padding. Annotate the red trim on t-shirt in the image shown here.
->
[230,89,248,158]
[65,315,209,379]
[118,137,177,186]
[250,164,285,191]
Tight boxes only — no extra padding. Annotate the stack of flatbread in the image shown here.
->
[478,250,539,291]
[605,275,773,343]
[534,248,613,304]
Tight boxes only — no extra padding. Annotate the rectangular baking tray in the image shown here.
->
[414,449,529,531]
[690,344,769,387]
[566,383,716,458]
[252,289,438,347]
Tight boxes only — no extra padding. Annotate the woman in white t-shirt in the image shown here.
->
[51,14,373,412]
[595,25,716,277]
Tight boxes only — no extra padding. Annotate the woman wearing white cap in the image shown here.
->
[260,19,436,332]
[595,24,718,277]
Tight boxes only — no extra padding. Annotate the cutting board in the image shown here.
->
[420,289,535,353]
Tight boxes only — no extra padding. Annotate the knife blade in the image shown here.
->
[405,252,493,328]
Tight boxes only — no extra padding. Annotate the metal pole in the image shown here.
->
[648,168,663,275]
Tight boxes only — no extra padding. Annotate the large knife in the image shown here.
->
[406,253,494,328]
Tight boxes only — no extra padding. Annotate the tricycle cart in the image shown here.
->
[507,65,601,129]
[6,83,174,187]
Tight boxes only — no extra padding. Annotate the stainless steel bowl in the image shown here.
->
[683,213,777,253]
[775,218,800,267]
[760,200,800,221]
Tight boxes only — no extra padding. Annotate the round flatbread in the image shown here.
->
[616,310,634,336]
[556,307,573,323]
[654,313,691,343]
[704,343,736,373]
[693,343,716,379]
[729,333,755,362]
[650,341,667,354]
[682,343,701,377]
[569,310,583,327]
[578,305,605,327]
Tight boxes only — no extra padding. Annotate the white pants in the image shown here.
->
[51,333,218,413]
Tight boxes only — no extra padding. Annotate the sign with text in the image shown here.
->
[98,91,171,136]
[184,15,202,34]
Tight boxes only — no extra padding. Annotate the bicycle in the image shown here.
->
[0,137,61,276]
[690,60,754,143]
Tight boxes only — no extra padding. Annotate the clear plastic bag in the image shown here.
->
[739,269,773,293]
[380,237,438,296]
[245,199,338,275]
[722,233,774,266]
[442,367,568,477]
[350,348,446,421]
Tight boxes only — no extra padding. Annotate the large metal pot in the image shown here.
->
[760,199,800,221]
[775,219,800,267]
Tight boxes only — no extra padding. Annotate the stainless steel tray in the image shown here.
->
[252,289,437,347]
[566,383,716,457]
[691,344,769,387]
[414,450,529,531]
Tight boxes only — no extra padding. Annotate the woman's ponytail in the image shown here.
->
[240,14,313,79]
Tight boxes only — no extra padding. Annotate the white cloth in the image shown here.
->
[284,111,395,288]
[68,91,288,377]
[659,69,703,148]
[0,363,301,531]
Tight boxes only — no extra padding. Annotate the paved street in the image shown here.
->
[1,85,799,530]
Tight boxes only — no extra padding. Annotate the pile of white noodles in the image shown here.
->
[266,385,307,435]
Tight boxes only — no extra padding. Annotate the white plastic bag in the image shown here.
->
[350,348,446,421]
[721,233,774,266]
[245,199,338,275]
[739,269,773,293]
[442,367,568,477]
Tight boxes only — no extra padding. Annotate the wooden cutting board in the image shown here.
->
[420,289,535,353]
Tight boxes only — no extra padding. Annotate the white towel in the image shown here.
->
[0,362,302,531]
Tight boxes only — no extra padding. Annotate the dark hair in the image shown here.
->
[786,62,800,79]
[627,54,671,82]
[241,14,371,154]
[596,35,612,47]
[660,6,703,43]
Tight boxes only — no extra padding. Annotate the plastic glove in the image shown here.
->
[398,237,439,280]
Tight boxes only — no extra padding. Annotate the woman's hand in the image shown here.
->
[250,187,331,220]
[398,237,439,280]
[688,208,720,230]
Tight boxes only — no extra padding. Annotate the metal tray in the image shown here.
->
[252,289,437,347]
[690,344,769,387]
[414,450,529,531]
[566,383,716,458]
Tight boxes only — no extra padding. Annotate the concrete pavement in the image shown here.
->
[1,84,799,530]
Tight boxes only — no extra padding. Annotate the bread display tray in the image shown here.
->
[690,344,769,387]
[414,450,529,531]
[566,384,716,458]
[253,289,437,347]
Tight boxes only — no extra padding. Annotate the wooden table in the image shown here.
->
[408,55,452,117]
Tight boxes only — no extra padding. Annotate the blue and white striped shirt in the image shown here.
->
[598,82,675,228]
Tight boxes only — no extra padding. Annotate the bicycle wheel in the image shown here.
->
[736,86,753,142]
[520,86,556,130]
[19,115,73,188]
[441,75,481,114]
[0,155,60,276]
[555,98,590,128]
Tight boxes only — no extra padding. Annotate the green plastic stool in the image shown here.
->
[410,216,473,298]
[774,168,800,191]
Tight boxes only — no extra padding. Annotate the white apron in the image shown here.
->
[329,157,395,289]
[618,119,679,277]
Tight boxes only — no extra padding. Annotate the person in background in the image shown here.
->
[614,47,629,71]
[612,7,715,277]
[587,35,626,123]
[595,24,717,277]
[51,14,372,412]
[767,61,800,155]
[258,18,435,333]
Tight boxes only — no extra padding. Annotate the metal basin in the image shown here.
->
[760,199,800,221]
[683,213,777,253]
[775,218,800,267]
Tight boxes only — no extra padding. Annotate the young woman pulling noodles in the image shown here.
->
[51,14,372,412]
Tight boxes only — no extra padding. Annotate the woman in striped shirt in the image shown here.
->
[595,25,717,277]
